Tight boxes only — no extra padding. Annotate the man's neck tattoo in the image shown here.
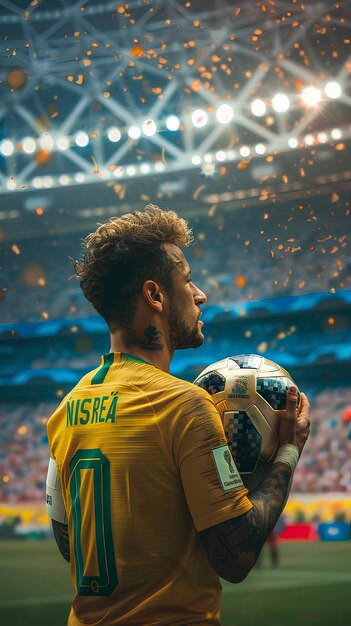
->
[134,326,164,350]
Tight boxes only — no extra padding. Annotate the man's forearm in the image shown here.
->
[200,462,291,582]
[245,461,291,553]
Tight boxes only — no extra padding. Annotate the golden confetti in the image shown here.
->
[191,79,202,91]
[36,149,51,165]
[17,425,28,435]
[12,244,21,255]
[41,311,49,320]
[193,184,207,200]
[113,184,126,200]
[130,44,144,57]
[236,276,247,288]
[91,155,99,173]
[237,160,250,171]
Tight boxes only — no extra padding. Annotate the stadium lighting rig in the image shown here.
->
[0,0,350,196]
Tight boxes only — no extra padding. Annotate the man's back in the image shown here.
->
[48,351,252,626]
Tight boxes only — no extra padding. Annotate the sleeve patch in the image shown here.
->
[46,458,68,524]
[212,444,244,492]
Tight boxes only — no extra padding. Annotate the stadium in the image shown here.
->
[0,1,350,625]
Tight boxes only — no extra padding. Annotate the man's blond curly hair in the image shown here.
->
[74,204,193,330]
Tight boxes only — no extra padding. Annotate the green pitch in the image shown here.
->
[0,540,350,626]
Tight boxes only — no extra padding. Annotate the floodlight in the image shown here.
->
[0,140,14,156]
[192,109,208,128]
[272,94,290,113]
[216,104,234,123]
[331,128,342,140]
[142,120,157,136]
[255,143,266,155]
[39,134,54,151]
[56,136,70,150]
[107,127,121,142]
[166,115,180,131]
[301,86,321,107]
[75,131,89,147]
[23,137,36,154]
[251,99,266,117]
[128,126,141,139]
[325,81,342,99]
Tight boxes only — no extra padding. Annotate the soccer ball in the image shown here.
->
[193,354,301,491]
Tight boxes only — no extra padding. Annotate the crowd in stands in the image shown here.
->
[1,199,349,323]
[0,403,52,503]
[1,385,350,504]
[292,387,351,493]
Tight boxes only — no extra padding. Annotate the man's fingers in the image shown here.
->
[297,392,311,420]
[287,385,297,398]
[299,392,310,409]
[286,386,298,416]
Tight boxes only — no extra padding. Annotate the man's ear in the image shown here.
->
[142,280,164,311]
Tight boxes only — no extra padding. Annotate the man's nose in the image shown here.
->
[195,286,207,304]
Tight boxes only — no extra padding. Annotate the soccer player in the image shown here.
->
[46,205,310,625]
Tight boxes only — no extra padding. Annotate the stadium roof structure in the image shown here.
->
[0,0,350,235]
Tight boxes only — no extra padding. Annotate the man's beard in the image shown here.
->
[168,304,203,352]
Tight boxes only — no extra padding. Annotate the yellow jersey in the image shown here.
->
[47,352,252,626]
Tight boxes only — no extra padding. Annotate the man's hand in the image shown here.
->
[278,386,311,457]
[200,386,311,583]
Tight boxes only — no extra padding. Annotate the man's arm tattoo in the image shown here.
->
[200,465,291,569]
[52,519,70,563]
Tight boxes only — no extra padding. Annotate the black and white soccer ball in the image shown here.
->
[193,354,301,491]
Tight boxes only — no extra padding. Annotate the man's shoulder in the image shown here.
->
[151,369,213,403]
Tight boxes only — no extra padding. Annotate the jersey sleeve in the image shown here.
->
[46,457,68,524]
[164,386,253,532]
